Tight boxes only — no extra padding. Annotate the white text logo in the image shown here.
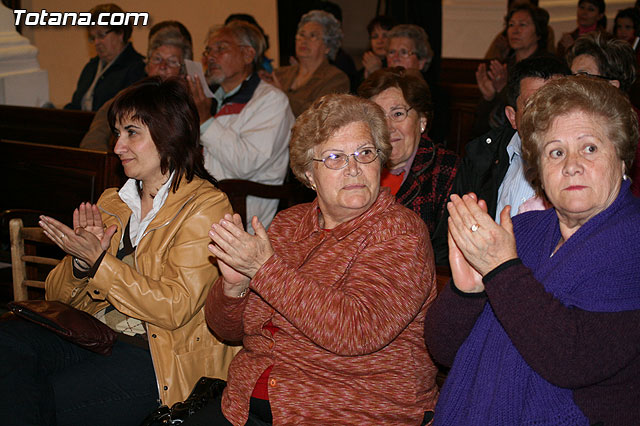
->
[14,9,149,26]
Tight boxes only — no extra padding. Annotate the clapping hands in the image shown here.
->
[208,214,274,297]
[39,202,116,269]
[447,193,518,292]
[476,60,508,101]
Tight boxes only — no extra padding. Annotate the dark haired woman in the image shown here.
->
[0,77,237,426]
[485,0,556,61]
[557,0,608,59]
[614,7,640,68]
[473,3,553,135]
[65,3,146,111]
[350,15,396,91]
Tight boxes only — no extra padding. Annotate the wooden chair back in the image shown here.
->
[0,140,125,225]
[217,179,304,226]
[9,218,62,301]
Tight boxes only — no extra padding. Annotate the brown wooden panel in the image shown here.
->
[441,82,482,156]
[440,58,485,85]
[0,105,94,147]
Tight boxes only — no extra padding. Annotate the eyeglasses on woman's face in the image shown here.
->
[148,55,182,69]
[385,106,414,122]
[387,48,416,58]
[573,71,612,81]
[295,31,322,42]
[88,29,113,43]
[313,146,381,170]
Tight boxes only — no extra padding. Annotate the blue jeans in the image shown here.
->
[0,317,158,426]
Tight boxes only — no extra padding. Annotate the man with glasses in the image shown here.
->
[189,21,294,230]
[65,3,145,111]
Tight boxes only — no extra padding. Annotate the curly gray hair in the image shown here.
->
[388,24,434,71]
[298,10,343,61]
[148,27,193,62]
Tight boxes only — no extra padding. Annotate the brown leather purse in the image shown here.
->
[8,300,118,355]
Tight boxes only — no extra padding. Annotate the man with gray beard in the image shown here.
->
[189,21,294,229]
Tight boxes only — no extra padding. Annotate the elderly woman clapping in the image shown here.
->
[262,10,349,117]
[186,94,439,425]
[425,76,640,425]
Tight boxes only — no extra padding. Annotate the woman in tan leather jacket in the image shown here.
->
[0,77,238,426]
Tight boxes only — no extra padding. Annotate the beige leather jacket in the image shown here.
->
[45,176,240,405]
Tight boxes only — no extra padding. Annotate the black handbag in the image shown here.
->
[140,377,227,426]
[8,300,118,355]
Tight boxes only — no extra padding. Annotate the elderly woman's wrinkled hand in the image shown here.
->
[39,213,116,268]
[447,195,485,293]
[447,193,518,277]
[208,213,274,283]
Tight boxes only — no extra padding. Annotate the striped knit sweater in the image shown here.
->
[206,189,439,425]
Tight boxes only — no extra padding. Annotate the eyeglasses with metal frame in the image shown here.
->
[312,146,381,170]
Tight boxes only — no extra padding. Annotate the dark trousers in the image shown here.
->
[0,318,158,426]
[182,391,434,426]
[182,393,272,426]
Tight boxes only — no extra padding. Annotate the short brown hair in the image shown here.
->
[566,33,637,93]
[520,75,638,195]
[290,94,391,188]
[358,67,433,133]
[108,76,215,192]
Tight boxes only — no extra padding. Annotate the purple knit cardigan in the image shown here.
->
[434,181,640,425]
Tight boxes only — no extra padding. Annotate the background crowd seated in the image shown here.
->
[3,0,640,424]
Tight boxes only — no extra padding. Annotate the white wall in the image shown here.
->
[19,0,279,107]
[11,0,639,107]
[443,0,635,58]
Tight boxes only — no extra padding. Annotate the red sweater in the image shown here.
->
[206,189,439,425]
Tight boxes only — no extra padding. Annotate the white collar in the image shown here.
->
[118,171,175,247]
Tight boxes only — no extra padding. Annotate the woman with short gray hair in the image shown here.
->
[386,24,434,72]
[261,10,349,117]
[149,27,193,63]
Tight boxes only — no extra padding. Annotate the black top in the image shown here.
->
[65,43,146,111]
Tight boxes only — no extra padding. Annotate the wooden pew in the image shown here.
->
[0,140,124,225]
[439,58,484,156]
[0,105,94,147]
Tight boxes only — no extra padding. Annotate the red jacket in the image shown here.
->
[206,189,439,425]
